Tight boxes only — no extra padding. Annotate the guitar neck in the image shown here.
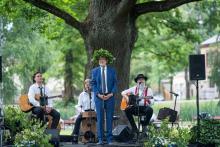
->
[48,95,62,99]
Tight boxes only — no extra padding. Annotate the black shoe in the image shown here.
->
[97,141,104,145]
[72,141,78,144]
[72,134,78,144]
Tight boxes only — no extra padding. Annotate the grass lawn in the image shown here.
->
[153,99,220,121]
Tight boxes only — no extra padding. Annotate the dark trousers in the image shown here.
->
[72,114,83,137]
[32,106,60,129]
[124,106,153,132]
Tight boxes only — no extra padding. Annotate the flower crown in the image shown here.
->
[92,49,115,64]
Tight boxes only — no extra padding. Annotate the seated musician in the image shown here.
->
[72,79,95,144]
[121,74,153,136]
[28,71,60,129]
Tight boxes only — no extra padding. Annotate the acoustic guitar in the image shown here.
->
[120,95,153,110]
[120,94,138,110]
[19,94,62,112]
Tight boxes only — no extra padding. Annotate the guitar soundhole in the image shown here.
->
[87,123,91,127]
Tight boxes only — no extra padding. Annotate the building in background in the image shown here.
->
[161,35,220,100]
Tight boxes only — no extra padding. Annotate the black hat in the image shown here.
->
[134,74,148,83]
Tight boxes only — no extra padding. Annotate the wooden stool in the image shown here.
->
[47,115,61,131]
[80,111,97,143]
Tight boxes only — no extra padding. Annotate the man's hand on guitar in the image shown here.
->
[35,94,41,101]
[45,107,52,113]
[123,95,129,103]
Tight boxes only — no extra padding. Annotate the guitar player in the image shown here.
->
[28,71,60,129]
[121,74,154,137]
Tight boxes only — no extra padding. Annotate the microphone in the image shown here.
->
[170,91,179,96]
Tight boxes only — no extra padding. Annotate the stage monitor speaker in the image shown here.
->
[45,129,60,147]
[0,56,2,83]
[189,54,206,80]
[112,125,133,142]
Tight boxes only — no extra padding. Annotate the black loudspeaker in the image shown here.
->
[45,129,60,147]
[0,56,2,83]
[189,55,206,80]
[157,107,178,122]
[112,125,133,142]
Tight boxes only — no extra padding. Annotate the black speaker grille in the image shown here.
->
[189,54,206,80]
[113,125,133,142]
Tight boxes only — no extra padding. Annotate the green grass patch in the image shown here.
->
[53,100,76,120]
[152,99,220,121]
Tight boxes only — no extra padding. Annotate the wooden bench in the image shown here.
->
[213,116,220,120]
[193,116,220,121]
[63,119,75,130]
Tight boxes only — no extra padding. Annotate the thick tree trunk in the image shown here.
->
[82,1,137,119]
[185,67,190,100]
[64,49,74,103]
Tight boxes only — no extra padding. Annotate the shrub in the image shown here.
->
[190,119,220,145]
[4,105,52,146]
[145,119,191,147]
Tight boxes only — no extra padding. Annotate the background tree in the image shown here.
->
[19,0,201,114]
[210,50,220,103]
[1,17,56,103]
[0,1,87,103]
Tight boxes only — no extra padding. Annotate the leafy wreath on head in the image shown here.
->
[92,48,115,64]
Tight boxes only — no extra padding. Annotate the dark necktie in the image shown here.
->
[102,67,106,93]
[39,87,43,96]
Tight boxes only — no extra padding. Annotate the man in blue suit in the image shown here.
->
[91,49,117,145]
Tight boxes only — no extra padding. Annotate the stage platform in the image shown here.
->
[59,142,143,147]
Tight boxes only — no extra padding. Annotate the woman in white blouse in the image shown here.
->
[72,79,95,144]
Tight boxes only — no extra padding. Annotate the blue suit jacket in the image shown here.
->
[91,66,117,95]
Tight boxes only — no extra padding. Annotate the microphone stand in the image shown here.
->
[88,88,93,143]
[170,92,178,127]
[42,83,48,123]
[136,83,141,142]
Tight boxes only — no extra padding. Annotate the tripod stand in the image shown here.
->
[195,80,200,141]
[170,91,179,127]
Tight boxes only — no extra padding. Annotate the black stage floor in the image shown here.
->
[59,142,143,147]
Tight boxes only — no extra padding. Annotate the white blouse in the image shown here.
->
[75,91,95,115]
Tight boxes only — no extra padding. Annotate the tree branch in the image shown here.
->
[134,0,201,16]
[23,0,82,30]
[117,0,136,16]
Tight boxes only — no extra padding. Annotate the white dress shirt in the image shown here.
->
[100,66,108,93]
[75,91,95,115]
[28,83,52,107]
[121,86,154,106]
